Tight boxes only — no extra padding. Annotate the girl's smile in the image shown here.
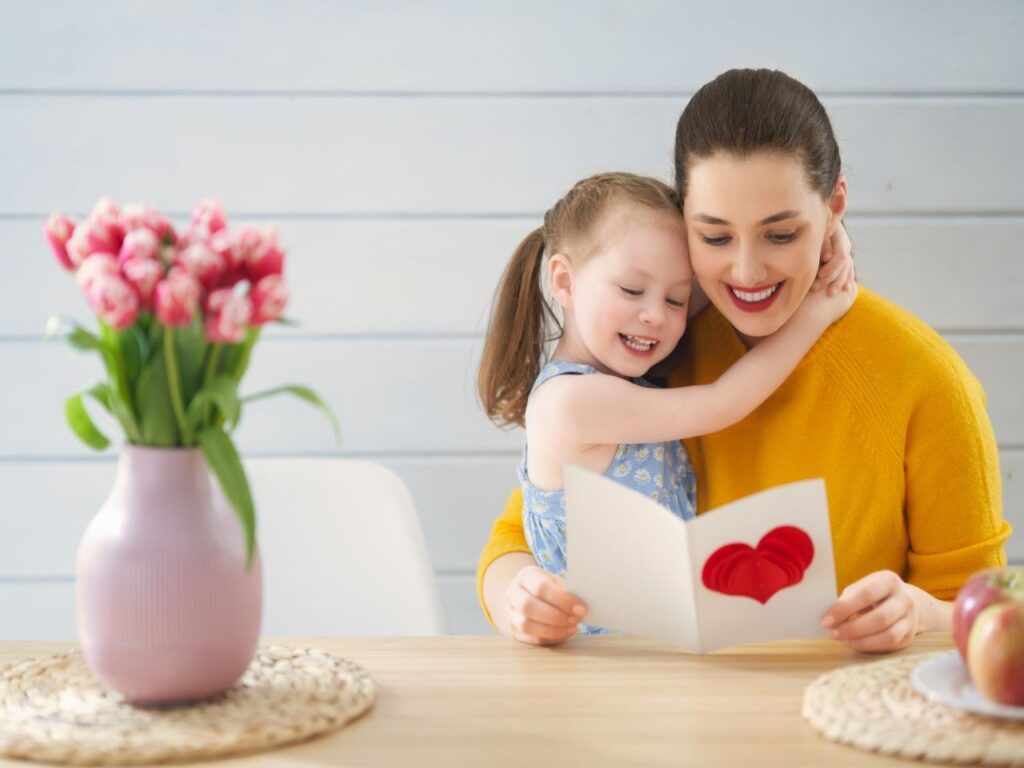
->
[548,203,692,378]
[619,333,660,356]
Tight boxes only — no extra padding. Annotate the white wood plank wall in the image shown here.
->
[1,1,1022,637]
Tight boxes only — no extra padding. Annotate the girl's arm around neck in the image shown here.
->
[547,286,856,447]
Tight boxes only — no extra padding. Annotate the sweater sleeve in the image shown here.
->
[904,356,1012,600]
[476,487,532,626]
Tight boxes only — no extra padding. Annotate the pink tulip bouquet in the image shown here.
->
[43,197,338,563]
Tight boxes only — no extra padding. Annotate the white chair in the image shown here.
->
[245,458,449,636]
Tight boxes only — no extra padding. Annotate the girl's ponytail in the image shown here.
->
[478,226,554,428]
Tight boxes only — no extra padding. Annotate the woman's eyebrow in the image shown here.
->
[759,210,802,225]
[692,210,802,226]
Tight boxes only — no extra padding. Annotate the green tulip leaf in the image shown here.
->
[64,382,115,451]
[44,316,109,354]
[135,348,179,446]
[241,384,341,445]
[174,313,208,403]
[187,375,241,431]
[116,325,146,383]
[198,427,256,567]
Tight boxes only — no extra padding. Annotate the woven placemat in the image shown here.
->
[0,644,376,766]
[804,651,1024,766]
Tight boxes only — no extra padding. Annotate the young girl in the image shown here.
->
[477,172,855,635]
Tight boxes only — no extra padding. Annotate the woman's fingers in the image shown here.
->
[506,566,586,645]
[508,611,576,645]
[823,570,924,653]
[520,567,587,620]
[846,617,915,654]
[829,594,906,641]
[821,571,901,628]
[507,582,577,628]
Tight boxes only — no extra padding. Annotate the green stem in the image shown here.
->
[203,344,223,385]
[232,327,261,385]
[212,327,260,431]
[164,327,194,445]
[202,344,223,428]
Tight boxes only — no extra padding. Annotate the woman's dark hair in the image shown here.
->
[674,69,841,201]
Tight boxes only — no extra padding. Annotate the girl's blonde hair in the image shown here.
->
[477,171,681,428]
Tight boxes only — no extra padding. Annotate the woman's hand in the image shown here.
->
[820,570,936,653]
[505,565,587,646]
[812,224,856,297]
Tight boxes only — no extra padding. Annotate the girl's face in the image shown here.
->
[684,151,845,344]
[551,204,691,379]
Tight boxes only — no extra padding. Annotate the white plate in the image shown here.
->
[911,650,1024,720]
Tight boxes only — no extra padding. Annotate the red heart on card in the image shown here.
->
[701,526,815,604]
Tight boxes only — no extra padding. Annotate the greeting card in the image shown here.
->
[564,466,837,652]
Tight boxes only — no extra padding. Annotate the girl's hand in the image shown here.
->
[812,224,856,297]
[796,278,858,328]
[505,565,587,646]
[820,570,927,653]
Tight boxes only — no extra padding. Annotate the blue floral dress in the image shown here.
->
[520,359,698,635]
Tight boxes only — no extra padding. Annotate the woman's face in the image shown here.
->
[683,151,844,343]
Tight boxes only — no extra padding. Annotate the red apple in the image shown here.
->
[953,567,1024,662]
[967,601,1024,706]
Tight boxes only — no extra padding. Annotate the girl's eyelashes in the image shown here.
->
[619,286,686,308]
[767,231,798,244]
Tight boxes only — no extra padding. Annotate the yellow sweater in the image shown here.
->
[477,288,1010,622]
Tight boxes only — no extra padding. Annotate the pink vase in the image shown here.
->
[76,445,262,705]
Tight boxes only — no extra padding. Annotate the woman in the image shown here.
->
[477,68,1010,654]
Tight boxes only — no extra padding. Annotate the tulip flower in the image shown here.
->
[154,270,201,327]
[64,225,92,269]
[209,228,244,271]
[122,256,164,309]
[66,218,122,269]
[90,197,120,222]
[190,198,228,239]
[205,287,252,343]
[76,253,120,294]
[118,227,160,265]
[43,212,76,271]
[120,202,177,244]
[245,226,285,283]
[86,273,140,331]
[249,274,288,324]
[177,241,227,289]
[66,217,122,262]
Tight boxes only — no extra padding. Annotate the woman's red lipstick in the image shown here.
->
[726,281,784,313]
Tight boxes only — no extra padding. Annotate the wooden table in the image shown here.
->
[0,634,955,767]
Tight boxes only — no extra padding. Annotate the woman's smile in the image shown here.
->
[725,280,785,313]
